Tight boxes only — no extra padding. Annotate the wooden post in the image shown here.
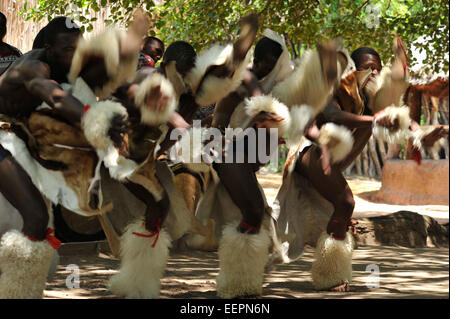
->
[362,145,369,176]
[369,136,382,177]
[344,161,355,176]
[429,96,441,159]
[355,154,362,176]
[97,214,121,258]
[424,95,429,124]
[376,137,387,165]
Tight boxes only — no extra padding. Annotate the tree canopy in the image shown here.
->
[21,0,449,75]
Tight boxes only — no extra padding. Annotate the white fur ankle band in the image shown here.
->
[82,100,138,181]
[134,73,177,126]
[244,95,291,135]
[372,106,412,145]
[311,231,353,290]
[317,123,354,163]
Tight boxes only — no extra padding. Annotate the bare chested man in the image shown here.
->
[209,32,343,298]
[108,15,261,298]
[294,44,448,292]
[0,18,83,238]
[0,12,22,75]
[0,17,128,298]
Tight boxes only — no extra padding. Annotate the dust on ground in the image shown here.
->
[44,173,449,299]
[45,244,449,299]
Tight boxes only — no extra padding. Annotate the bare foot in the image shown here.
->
[328,282,352,292]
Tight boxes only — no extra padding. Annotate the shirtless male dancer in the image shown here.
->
[0,17,126,298]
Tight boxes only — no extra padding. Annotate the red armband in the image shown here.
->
[239,221,260,233]
[132,218,162,248]
[26,228,61,249]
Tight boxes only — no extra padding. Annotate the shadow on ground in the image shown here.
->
[44,245,449,299]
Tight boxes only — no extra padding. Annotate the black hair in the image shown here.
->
[33,25,47,49]
[254,37,283,61]
[350,47,382,69]
[144,36,164,49]
[0,11,6,41]
[43,16,81,46]
[163,41,196,76]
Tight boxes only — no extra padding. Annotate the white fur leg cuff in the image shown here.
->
[372,106,412,145]
[82,100,127,151]
[317,123,354,163]
[109,219,172,298]
[216,222,271,298]
[311,231,353,290]
[134,73,177,126]
[244,95,291,135]
[0,230,54,298]
[82,100,138,180]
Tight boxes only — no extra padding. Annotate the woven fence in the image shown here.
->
[1,0,47,53]
[0,0,122,53]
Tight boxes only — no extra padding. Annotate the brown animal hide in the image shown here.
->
[28,112,91,148]
[172,164,209,214]
[273,143,335,263]
[18,112,111,215]
[170,162,218,251]
[411,77,449,99]
[335,71,365,116]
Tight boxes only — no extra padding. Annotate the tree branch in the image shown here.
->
[284,33,298,58]
[316,0,325,15]
[343,0,371,21]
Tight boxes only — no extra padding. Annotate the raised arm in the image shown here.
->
[20,59,84,124]
[321,98,373,129]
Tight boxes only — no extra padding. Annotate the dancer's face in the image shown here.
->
[252,54,278,80]
[357,53,382,77]
[46,32,81,74]
[143,40,164,63]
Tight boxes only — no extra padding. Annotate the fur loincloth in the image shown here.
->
[271,141,335,264]
[0,112,112,217]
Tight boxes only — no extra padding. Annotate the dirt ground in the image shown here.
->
[43,173,449,299]
[45,244,449,299]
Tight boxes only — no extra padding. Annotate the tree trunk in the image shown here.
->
[362,145,369,176]
[344,160,355,176]
[284,33,298,59]
[441,98,449,159]
[369,136,382,177]
[355,154,362,176]
[422,95,430,125]
[439,102,449,125]
[376,137,387,165]
[429,96,440,159]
